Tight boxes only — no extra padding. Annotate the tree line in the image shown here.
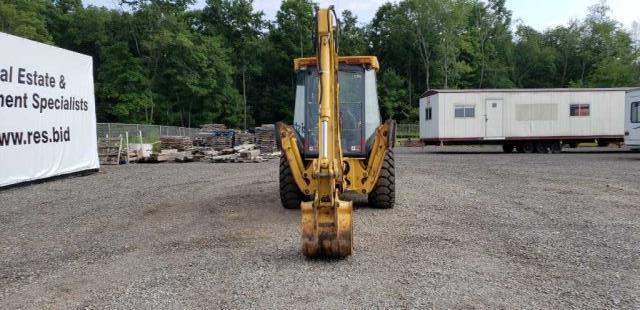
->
[1,0,638,127]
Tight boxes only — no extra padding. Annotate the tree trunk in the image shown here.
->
[561,53,568,86]
[418,37,431,90]
[415,24,431,90]
[149,97,154,124]
[479,37,486,88]
[300,32,304,57]
[443,40,449,89]
[242,67,247,130]
[580,61,587,86]
[408,55,412,109]
[177,92,183,127]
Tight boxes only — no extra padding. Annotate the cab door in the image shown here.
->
[339,66,365,156]
[301,65,366,157]
[627,94,640,147]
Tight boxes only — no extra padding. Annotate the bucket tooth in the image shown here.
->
[301,198,352,257]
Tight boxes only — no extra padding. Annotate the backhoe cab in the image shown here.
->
[277,7,396,258]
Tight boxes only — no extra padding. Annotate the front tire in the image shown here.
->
[368,149,396,209]
[279,155,306,209]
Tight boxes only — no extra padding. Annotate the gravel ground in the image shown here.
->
[1,146,639,309]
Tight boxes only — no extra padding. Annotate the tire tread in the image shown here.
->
[279,156,306,209]
[368,150,396,209]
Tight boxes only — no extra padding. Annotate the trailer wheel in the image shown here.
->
[550,142,562,153]
[502,144,514,153]
[368,149,395,209]
[521,142,535,153]
[279,155,307,209]
[535,142,550,154]
[597,140,609,147]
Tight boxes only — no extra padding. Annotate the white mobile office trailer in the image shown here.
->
[624,88,640,150]
[419,88,631,153]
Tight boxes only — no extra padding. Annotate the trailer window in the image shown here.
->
[425,107,432,120]
[570,104,590,117]
[632,102,640,123]
[455,106,475,118]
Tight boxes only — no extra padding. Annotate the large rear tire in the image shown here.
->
[368,149,396,209]
[279,155,306,209]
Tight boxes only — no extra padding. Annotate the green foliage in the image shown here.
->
[0,0,637,127]
[97,42,151,122]
[379,69,410,121]
[512,25,558,87]
[200,0,265,128]
[339,10,367,56]
[588,58,638,87]
[0,0,52,43]
[255,0,314,125]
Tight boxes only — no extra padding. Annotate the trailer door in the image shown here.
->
[485,99,504,138]
[628,98,640,147]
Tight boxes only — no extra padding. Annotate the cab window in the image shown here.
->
[300,66,367,155]
[632,102,640,123]
[339,69,364,154]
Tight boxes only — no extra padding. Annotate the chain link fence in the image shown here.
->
[96,122,420,143]
[396,123,419,138]
[96,123,200,143]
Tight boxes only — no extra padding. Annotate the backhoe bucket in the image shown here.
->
[301,197,353,257]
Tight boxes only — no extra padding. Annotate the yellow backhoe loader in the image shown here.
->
[276,6,396,258]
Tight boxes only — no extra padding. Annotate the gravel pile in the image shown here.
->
[0,147,638,308]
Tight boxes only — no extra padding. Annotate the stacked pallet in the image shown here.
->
[127,149,140,163]
[255,124,277,154]
[98,137,126,165]
[201,123,227,132]
[199,131,234,150]
[160,136,192,151]
[210,144,266,163]
[234,130,255,146]
[194,123,235,150]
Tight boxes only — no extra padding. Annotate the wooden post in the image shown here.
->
[125,132,130,164]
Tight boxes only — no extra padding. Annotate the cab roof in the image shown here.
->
[294,56,380,72]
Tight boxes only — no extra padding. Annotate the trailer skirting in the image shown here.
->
[422,135,624,146]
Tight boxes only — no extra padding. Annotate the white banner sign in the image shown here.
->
[0,32,99,187]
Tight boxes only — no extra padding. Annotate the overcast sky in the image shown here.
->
[84,0,639,31]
